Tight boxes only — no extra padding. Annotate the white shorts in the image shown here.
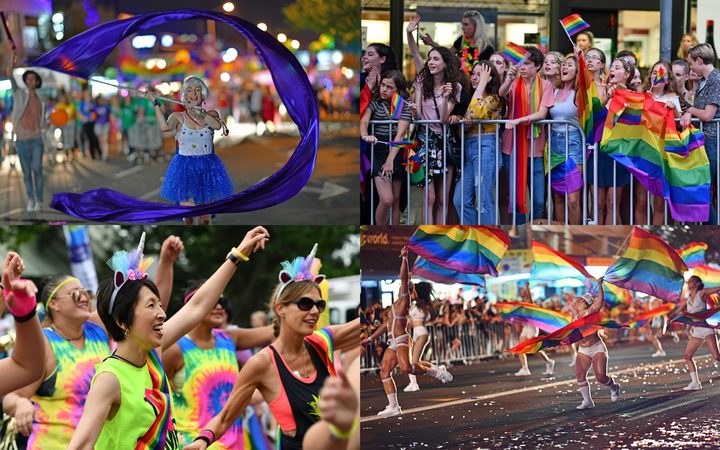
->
[413,326,429,339]
[690,326,715,340]
[520,325,539,339]
[577,340,608,359]
[388,334,409,351]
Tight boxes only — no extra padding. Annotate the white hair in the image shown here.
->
[463,10,491,53]
[180,76,209,103]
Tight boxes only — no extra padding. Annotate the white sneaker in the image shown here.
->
[26,200,35,212]
[33,200,41,212]
[651,350,667,358]
[543,359,556,375]
[610,383,621,401]
[683,381,702,391]
[576,400,595,410]
[672,333,680,343]
[404,383,420,392]
[435,365,453,383]
[514,367,531,376]
[377,405,402,417]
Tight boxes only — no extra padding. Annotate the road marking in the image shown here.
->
[626,397,708,421]
[114,166,145,178]
[0,209,23,219]
[361,355,709,423]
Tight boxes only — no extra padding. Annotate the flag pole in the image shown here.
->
[87,77,200,110]
[0,11,16,51]
[559,20,576,47]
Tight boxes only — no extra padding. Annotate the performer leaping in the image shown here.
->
[680,275,720,391]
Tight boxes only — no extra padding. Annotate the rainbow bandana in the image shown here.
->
[106,232,154,314]
[276,243,326,300]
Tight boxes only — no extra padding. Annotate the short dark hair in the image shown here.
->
[22,70,42,88]
[96,277,160,342]
[368,43,398,73]
[523,46,544,68]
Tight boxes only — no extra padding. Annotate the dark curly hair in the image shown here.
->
[417,47,460,102]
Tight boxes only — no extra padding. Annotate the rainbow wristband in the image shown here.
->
[231,247,250,262]
[328,419,358,440]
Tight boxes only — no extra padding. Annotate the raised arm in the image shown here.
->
[406,14,426,73]
[400,246,409,296]
[589,280,605,314]
[154,235,184,311]
[66,372,120,450]
[329,318,360,353]
[499,65,518,97]
[6,47,18,91]
[145,92,181,133]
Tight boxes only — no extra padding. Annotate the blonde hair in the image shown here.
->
[268,280,321,337]
[462,10,491,53]
[677,33,700,59]
[542,51,564,88]
[688,43,717,66]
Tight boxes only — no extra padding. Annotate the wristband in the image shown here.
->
[193,429,215,445]
[328,419,358,440]
[3,280,37,322]
[231,247,250,262]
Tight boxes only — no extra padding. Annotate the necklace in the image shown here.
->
[51,325,83,341]
[185,111,205,128]
[110,351,145,369]
[277,343,312,378]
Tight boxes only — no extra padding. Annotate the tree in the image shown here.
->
[283,0,360,46]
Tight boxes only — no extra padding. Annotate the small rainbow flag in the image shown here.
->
[496,301,571,333]
[692,264,720,288]
[603,227,688,303]
[390,92,405,120]
[385,139,415,148]
[414,257,487,286]
[625,303,675,328]
[501,42,530,66]
[653,65,668,86]
[679,242,708,268]
[407,226,510,277]
[672,306,720,328]
[531,241,597,283]
[560,13,591,37]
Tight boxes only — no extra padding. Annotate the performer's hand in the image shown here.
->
[182,442,207,450]
[319,368,358,435]
[400,246,408,258]
[159,236,184,265]
[237,226,270,257]
[13,398,35,436]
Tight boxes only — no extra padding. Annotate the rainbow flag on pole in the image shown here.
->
[560,14,591,37]
[692,264,720,288]
[390,92,405,120]
[530,241,596,282]
[407,226,510,276]
[413,257,487,286]
[496,301,571,333]
[678,242,708,268]
[603,227,688,302]
[501,42,530,65]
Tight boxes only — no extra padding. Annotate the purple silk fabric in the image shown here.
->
[33,9,318,222]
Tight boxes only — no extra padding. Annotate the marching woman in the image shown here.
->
[572,282,621,409]
[514,283,554,376]
[66,227,269,449]
[404,284,434,392]
[679,275,720,391]
[182,245,360,449]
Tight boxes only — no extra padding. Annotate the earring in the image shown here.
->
[124,329,129,337]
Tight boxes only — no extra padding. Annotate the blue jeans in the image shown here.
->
[502,153,545,224]
[16,138,44,202]
[453,134,498,224]
[706,133,718,224]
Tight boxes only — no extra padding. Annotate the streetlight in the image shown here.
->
[222,2,235,12]
[290,39,300,50]
[277,33,287,43]
[257,22,267,31]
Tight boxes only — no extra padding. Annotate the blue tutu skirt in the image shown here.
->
[160,154,234,204]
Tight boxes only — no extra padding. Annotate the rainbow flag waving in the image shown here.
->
[653,66,668,86]
[603,227,688,303]
[692,264,720,288]
[413,257,487,286]
[672,306,720,328]
[531,241,596,283]
[407,226,510,276]
[625,303,675,328]
[602,281,633,307]
[390,92,406,120]
[576,52,607,145]
[496,301,571,333]
[560,14,591,37]
[501,42,530,65]
[679,242,708,268]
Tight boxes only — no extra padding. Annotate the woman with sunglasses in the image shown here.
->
[162,280,275,448]
[2,236,183,449]
[182,245,360,450]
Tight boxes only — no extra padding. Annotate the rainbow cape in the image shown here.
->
[603,227,687,302]
[600,90,710,222]
[679,242,708,268]
[625,303,675,328]
[413,257,487,286]
[496,301,571,333]
[501,42,530,65]
[407,226,510,276]
[692,264,720,288]
[576,52,607,145]
[560,14,591,37]
[530,241,596,283]
[390,92,405,120]
[672,306,720,328]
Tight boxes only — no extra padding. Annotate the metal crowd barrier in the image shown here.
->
[366,118,720,225]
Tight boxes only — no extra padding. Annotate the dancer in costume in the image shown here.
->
[67,227,269,449]
[572,282,621,409]
[0,252,46,395]
[181,245,361,450]
[3,236,182,449]
[163,280,275,448]
[146,76,233,225]
[679,275,720,390]
[514,282,555,376]
[404,285,433,392]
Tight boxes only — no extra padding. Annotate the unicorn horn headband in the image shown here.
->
[107,232,154,315]
[276,243,326,300]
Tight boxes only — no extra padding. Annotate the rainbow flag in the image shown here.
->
[413,257,487,286]
[678,242,708,268]
[531,241,596,284]
[603,227,688,303]
[384,139,415,148]
[600,90,711,222]
[407,226,510,276]
[501,42,530,65]
[390,92,405,120]
[625,303,675,328]
[576,52,607,145]
[548,148,584,195]
[496,301,571,333]
[602,281,633,307]
[692,264,720,288]
[509,311,625,353]
[672,306,720,328]
[560,14,591,37]
[653,66,668,86]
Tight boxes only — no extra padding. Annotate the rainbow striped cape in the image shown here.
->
[413,257,486,286]
[496,301,571,333]
[530,241,596,283]
[678,242,708,268]
[692,264,720,288]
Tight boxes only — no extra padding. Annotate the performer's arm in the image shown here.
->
[400,246,409,296]
[589,281,605,314]
[701,285,720,298]
[146,92,180,133]
[226,325,275,350]
[6,47,17,91]
[67,372,120,450]
[154,235,184,312]
[196,109,223,131]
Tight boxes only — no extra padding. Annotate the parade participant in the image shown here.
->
[78,89,101,160]
[404,283,434,392]
[181,245,361,450]
[572,283,621,409]
[0,252,45,396]
[642,297,667,358]
[66,227,269,449]
[146,76,234,225]
[514,283,554,376]
[679,275,720,390]
[3,236,183,449]
[93,95,111,161]
[55,92,78,160]
[542,51,564,88]
[575,31,594,54]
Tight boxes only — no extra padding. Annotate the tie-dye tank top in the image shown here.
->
[172,330,243,449]
[28,321,110,449]
[94,349,179,449]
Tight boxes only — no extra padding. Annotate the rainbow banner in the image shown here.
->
[496,301,571,333]
[501,42,530,65]
[576,52,607,145]
[692,264,720,288]
[679,242,708,268]
[407,226,510,276]
[531,241,597,282]
[603,227,688,302]
[547,147,584,195]
[602,281,633,307]
[672,306,720,329]
[390,92,405,120]
[600,90,711,222]
[625,303,675,328]
[413,257,487,286]
[560,14,591,37]
[653,66,668,86]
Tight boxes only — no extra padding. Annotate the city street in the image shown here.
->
[361,338,720,449]
[0,121,357,224]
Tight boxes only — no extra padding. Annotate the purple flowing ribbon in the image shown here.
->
[32,9,318,222]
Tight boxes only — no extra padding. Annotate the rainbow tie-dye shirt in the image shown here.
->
[28,321,110,450]
[172,330,243,449]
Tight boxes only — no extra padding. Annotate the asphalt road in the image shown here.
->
[361,337,720,449]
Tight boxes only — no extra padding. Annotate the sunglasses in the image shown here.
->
[65,289,90,303]
[291,297,327,313]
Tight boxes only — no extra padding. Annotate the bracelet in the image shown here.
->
[328,419,358,440]
[193,429,215,445]
[153,99,161,108]
[231,247,250,261]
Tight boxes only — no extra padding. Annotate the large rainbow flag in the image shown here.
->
[407,226,510,276]
[496,301,571,333]
[413,257,487,286]
[672,306,720,328]
[530,241,596,282]
[679,242,708,268]
[600,90,711,222]
[576,52,607,145]
[603,227,688,303]
[692,264,720,288]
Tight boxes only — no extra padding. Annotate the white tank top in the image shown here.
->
[176,114,214,156]
[409,304,427,323]
[687,292,707,314]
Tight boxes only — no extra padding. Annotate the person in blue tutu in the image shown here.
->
[146,76,233,225]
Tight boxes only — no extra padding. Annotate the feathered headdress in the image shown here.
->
[276,243,326,300]
[106,232,154,314]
